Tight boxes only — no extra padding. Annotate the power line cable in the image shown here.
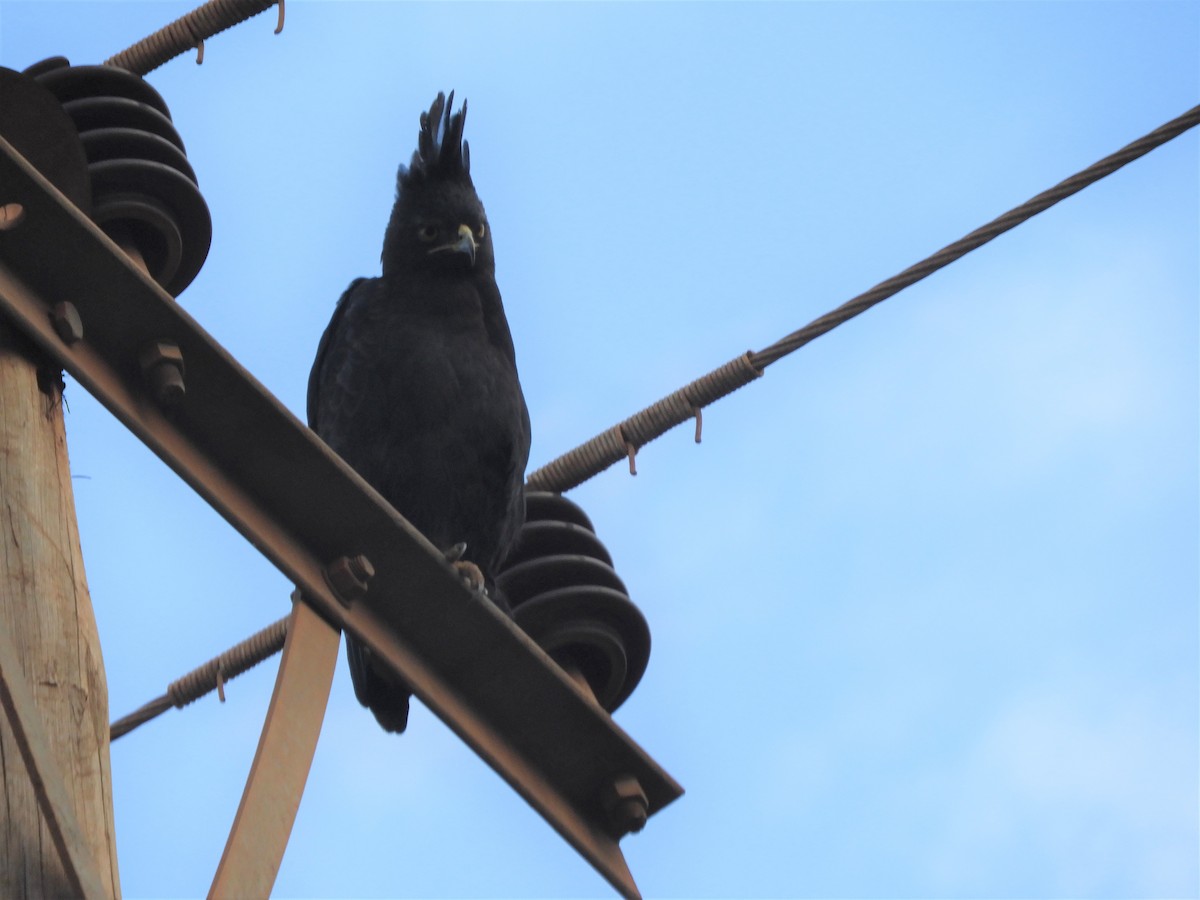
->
[526,102,1200,494]
[112,104,1200,739]
[110,615,288,740]
[98,4,1199,735]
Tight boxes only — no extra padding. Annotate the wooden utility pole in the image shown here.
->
[0,323,120,897]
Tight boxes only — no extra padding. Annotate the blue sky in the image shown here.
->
[2,1,1197,897]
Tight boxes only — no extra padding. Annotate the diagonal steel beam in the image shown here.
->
[0,134,681,899]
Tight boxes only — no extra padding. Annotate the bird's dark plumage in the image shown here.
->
[308,92,531,733]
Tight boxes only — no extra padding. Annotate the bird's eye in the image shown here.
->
[417,224,439,242]
[476,222,487,240]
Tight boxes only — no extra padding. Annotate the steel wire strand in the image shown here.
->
[528,103,1200,494]
[108,106,1199,729]
[110,615,289,740]
[105,0,279,75]
[752,104,1200,368]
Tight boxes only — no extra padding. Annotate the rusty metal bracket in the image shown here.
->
[0,134,681,899]
[209,596,340,898]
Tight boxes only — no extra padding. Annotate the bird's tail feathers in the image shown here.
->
[346,635,412,734]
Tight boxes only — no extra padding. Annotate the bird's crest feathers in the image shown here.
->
[400,91,471,186]
[382,91,483,272]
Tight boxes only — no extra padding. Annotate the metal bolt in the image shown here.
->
[50,301,84,345]
[0,203,24,231]
[324,554,375,606]
[139,341,186,406]
[599,773,648,837]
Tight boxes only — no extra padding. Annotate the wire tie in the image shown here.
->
[618,427,638,476]
[195,39,204,65]
[692,406,703,444]
[215,663,226,702]
[275,0,285,34]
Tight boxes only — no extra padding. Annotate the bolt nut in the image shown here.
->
[139,341,185,406]
[50,301,84,345]
[599,773,648,837]
[325,554,375,606]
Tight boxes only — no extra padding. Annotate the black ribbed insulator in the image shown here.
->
[25,58,211,296]
[498,492,650,713]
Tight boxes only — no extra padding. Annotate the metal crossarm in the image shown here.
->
[0,134,681,899]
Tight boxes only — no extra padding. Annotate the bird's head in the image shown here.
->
[381,92,493,277]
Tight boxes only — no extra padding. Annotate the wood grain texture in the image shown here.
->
[0,323,120,898]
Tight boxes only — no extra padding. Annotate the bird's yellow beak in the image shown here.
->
[428,223,477,265]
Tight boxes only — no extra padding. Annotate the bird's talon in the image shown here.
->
[451,559,486,595]
[443,542,468,564]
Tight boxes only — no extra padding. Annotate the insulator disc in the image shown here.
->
[81,128,196,183]
[90,192,183,289]
[22,56,71,79]
[525,491,596,531]
[514,586,650,712]
[28,61,212,295]
[89,160,210,294]
[33,64,172,117]
[498,491,652,712]
[503,519,614,570]
[61,97,185,151]
[498,554,626,609]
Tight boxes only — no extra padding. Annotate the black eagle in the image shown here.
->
[308,92,531,733]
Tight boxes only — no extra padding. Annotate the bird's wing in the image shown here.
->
[307,276,373,432]
[476,276,520,370]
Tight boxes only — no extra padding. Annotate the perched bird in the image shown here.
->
[308,92,531,733]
